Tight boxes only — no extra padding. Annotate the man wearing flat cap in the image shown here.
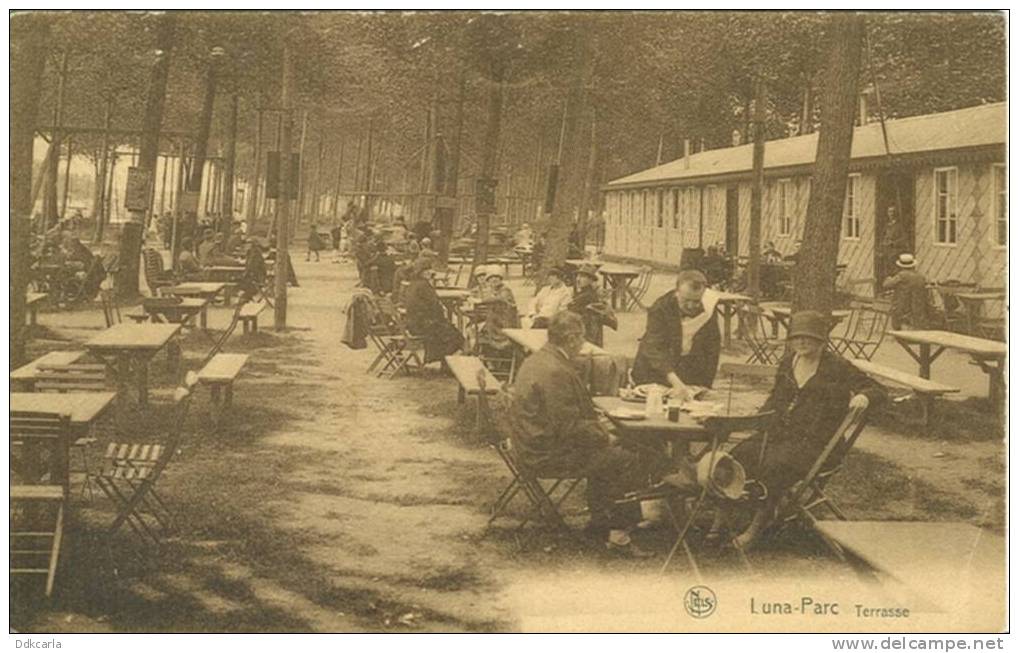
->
[631,269,721,401]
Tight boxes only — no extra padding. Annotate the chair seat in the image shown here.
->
[11,485,65,501]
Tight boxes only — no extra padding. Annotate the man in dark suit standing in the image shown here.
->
[631,269,721,401]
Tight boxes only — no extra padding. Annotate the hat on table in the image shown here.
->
[895,253,917,269]
[696,452,747,501]
[787,310,828,342]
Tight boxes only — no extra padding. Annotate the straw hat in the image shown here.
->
[695,452,747,500]
[895,253,917,269]
[787,310,828,342]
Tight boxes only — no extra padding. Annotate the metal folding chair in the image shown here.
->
[366,294,425,378]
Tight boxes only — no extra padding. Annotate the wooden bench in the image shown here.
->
[239,301,267,334]
[197,353,250,421]
[445,355,501,429]
[10,350,86,391]
[850,358,959,426]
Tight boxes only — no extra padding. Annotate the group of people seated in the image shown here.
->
[504,269,887,556]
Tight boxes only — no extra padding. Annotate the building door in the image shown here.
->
[725,185,739,255]
[874,172,914,286]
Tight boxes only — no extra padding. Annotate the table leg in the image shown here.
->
[918,343,932,379]
[29,307,38,327]
[137,356,150,406]
[721,305,734,348]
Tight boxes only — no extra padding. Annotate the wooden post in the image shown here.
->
[158,151,169,216]
[577,111,598,249]
[440,67,466,254]
[748,77,766,300]
[275,40,294,330]
[475,63,505,266]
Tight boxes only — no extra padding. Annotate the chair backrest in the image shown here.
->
[10,412,72,487]
[201,300,247,367]
[788,404,868,507]
[99,288,121,327]
[35,363,108,393]
[738,303,777,343]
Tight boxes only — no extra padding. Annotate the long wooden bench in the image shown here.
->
[239,301,267,334]
[11,351,86,391]
[445,355,500,430]
[850,358,959,426]
[197,353,250,421]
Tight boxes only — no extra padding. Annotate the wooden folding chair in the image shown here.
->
[92,374,198,546]
[624,266,655,311]
[739,304,785,364]
[10,413,71,597]
[34,362,110,500]
[479,351,516,384]
[366,294,424,378]
[783,405,869,527]
[143,248,176,296]
[99,288,121,328]
[830,300,890,361]
[475,370,583,532]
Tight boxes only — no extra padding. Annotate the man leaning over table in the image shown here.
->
[508,311,687,557]
[631,269,721,402]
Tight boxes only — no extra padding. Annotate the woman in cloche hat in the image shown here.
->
[712,310,888,551]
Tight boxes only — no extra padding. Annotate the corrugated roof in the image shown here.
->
[606,102,1005,188]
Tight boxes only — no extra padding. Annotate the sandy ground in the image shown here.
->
[14,248,1006,633]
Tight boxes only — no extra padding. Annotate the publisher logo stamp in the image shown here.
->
[684,585,717,618]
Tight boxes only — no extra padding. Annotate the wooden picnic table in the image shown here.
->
[953,292,1005,336]
[11,391,118,491]
[888,329,1006,405]
[169,281,228,309]
[132,297,210,329]
[435,288,472,331]
[759,302,851,336]
[713,291,752,348]
[204,265,246,283]
[84,323,182,406]
[10,350,85,391]
[26,292,48,327]
[501,327,608,357]
[596,263,642,310]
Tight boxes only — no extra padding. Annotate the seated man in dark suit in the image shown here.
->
[631,269,721,401]
[508,311,673,556]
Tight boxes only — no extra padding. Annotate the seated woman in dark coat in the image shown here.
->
[403,258,464,364]
[476,265,518,359]
[720,310,887,551]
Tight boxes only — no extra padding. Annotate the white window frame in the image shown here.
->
[777,179,792,236]
[843,174,861,241]
[933,167,958,246]
[993,164,1006,248]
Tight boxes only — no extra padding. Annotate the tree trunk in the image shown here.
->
[331,136,345,220]
[11,14,50,367]
[275,42,294,331]
[43,52,69,233]
[576,110,598,249]
[220,93,238,237]
[246,108,263,234]
[474,63,505,266]
[792,13,865,314]
[436,68,466,264]
[540,28,593,278]
[185,41,219,241]
[117,13,176,298]
[61,138,73,218]
[748,78,766,299]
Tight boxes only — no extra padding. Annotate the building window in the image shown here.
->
[777,179,792,236]
[672,188,680,229]
[994,164,1006,247]
[656,189,665,228]
[934,167,958,245]
[629,191,637,225]
[843,174,861,240]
